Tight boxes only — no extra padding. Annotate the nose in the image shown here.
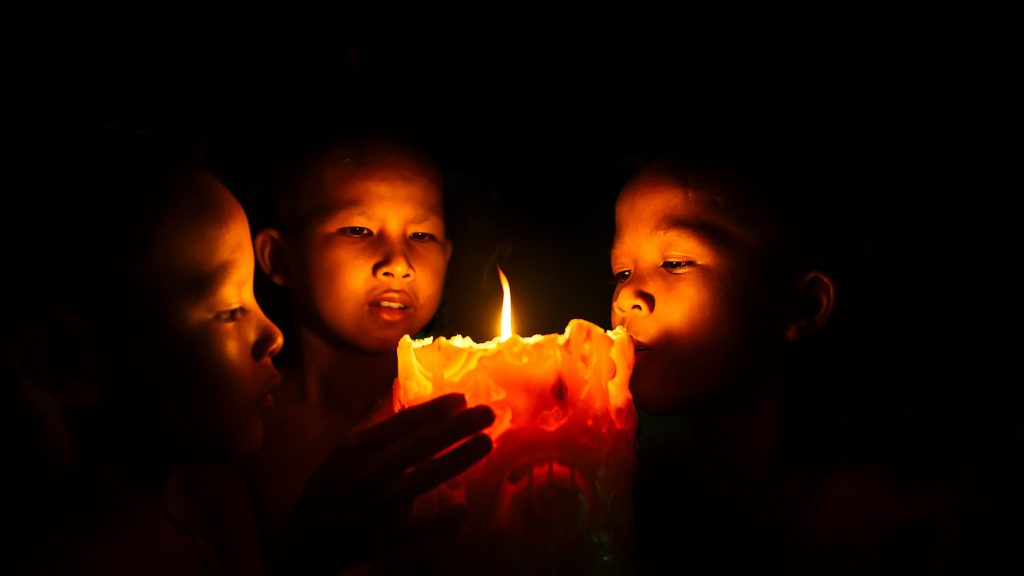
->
[253,308,284,361]
[373,238,415,281]
[612,282,654,323]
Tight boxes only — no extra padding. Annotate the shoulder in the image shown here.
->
[247,404,345,537]
[166,463,259,576]
[786,459,960,574]
[13,508,219,576]
[805,460,953,531]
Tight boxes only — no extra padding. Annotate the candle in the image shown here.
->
[394,268,637,575]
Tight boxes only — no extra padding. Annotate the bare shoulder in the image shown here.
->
[248,403,345,535]
[785,460,961,574]
[807,461,954,530]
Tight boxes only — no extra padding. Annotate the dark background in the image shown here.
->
[12,0,1020,561]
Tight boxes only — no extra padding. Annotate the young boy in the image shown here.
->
[246,131,485,572]
[8,126,491,576]
[609,136,959,574]
[9,127,285,575]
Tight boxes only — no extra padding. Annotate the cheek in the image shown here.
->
[306,253,365,318]
[185,334,254,398]
[311,246,359,289]
[662,281,725,335]
[415,248,449,282]
[421,265,448,298]
[630,332,743,414]
[414,251,449,295]
[187,335,266,448]
[629,287,749,413]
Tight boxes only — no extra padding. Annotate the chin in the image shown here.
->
[629,366,703,416]
[234,429,265,459]
[360,334,408,354]
[225,419,265,459]
[629,373,672,415]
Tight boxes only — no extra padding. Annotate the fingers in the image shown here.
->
[316,398,494,492]
[387,433,494,501]
[353,393,468,451]
[317,393,468,476]
[370,404,495,484]
[288,402,496,574]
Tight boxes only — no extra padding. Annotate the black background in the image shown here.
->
[11,0,1020,559]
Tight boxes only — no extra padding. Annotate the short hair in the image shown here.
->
[634,127,867,288]
[12,123,209,324]
[251,126,443,233]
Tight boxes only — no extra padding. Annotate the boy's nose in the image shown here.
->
[613,285,654,319]
[254,313,284,361]
[373,246,415,281]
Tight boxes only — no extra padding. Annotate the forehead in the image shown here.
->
[295,150,444,219]
[615,175,761,240]
[144,173,252,297]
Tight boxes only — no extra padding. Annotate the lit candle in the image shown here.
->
[394,267,637,575]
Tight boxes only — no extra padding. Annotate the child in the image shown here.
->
[609,134,960,574]
[246,130,484,572]
[7,126,491,576]
[9,126,285,575]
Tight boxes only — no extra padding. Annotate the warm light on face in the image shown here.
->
[498,266,512,340]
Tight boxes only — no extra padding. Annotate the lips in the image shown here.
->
[369,290,414,323]
[370,290,413,310]
[258,372,282,408]
[260,391,275,408]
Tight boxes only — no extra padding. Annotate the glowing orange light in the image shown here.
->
[393,268,638,574]
[498,266,512,340]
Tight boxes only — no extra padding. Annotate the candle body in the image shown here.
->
[395,318,637,575]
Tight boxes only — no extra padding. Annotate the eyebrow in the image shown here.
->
[174,260,239,303]
[314,203,444,228]
[656,217,738,250]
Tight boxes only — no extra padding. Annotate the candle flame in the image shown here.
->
[498,266,512,340]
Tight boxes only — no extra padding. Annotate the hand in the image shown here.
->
[272,393,494,575]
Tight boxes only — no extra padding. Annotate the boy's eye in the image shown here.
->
[215,307,247,322]
[662,260,696,272]
[337,226,373,238]
[409,231,437,242]
[613,269,632,283]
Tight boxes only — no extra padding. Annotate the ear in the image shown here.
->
[254,227,291,287]
[22,309,102,406]
[785,270,836,342]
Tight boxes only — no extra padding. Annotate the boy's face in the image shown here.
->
[131,171,283,461]
[610,173,784,414]
[283,153,452,353]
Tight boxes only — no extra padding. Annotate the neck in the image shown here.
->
[676,371,833,527]
[66,436,175,526]
[296,327,397,426]
[685,381,785,502]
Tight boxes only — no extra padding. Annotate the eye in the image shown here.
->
[613,269,632,283]
[409,231,437,242]
[337,226,373,238]
[215,307,247,322]
[662,260,696,273]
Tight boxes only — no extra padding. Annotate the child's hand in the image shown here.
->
[274,393,494,574]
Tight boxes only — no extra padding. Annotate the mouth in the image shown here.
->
[370,290,413,310]
[369,291,414,322]
[259,373,282,408]
[260,391,275,408]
